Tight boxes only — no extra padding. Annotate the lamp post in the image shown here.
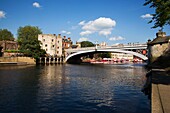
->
[94,41,98,62]
[168,39,170,49]
[17,43,18,62]
[95,41,98,50]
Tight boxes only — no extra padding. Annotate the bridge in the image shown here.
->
[65,43,148,63]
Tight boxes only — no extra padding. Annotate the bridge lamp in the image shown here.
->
[168,39,170,48]
[95,41,98,50]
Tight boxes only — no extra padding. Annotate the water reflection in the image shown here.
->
[36,65,71,110]
[0,64,150,113]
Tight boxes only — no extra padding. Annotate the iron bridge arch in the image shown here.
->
[65,49,148,63]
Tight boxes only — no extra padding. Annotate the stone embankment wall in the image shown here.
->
[151,43,169,62]
[0,57,36,64]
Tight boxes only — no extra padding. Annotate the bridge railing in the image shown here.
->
[65,43,147,52]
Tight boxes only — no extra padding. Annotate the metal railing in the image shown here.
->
[65,43,147,52]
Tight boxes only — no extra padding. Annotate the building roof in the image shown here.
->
[62,38,72,43]
[148,31,170,45]
[149,36,170,45]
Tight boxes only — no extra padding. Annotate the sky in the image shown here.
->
[0,0,170,45]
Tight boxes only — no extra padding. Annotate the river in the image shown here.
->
[0,63,150,113]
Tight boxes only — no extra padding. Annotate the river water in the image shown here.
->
[0,63,150,113]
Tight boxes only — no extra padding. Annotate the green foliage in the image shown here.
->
[17,26,46,59]
[144,0,170,28]
[98,52,111,58]
[4,50,20,53]
[0,29,14,41]
[81,41,95,47]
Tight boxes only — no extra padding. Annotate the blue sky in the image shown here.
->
[0,0,169,45]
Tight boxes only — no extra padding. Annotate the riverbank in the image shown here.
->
[0,62,29,66]
[142,64,170,113]
[0,57,36,66]
[151,69,170,113]
[147,47,170,113]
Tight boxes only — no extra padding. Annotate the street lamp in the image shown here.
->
[95,41,98,50]
[168,39,170,49]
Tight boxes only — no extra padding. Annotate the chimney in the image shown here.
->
[58,34,61,38]
[156,30,166,37]
[68,37,71,41]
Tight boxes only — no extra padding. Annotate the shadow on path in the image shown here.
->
[141,70,170,99]
[152,71,170,85]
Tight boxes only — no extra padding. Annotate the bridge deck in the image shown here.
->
[65,44,147,52]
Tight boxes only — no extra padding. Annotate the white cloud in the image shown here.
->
[61,30,66,33]
[77,37,89,42]
[141,14,153,19]
[79,21,86,26]
[61,30,71,35]
[80,17,116,36]
[109,36,125,41]
[99,29,112,36]
[80,30,93,36]
[0,10,6,18]
[33,2,41,8]
[66,32,71,35]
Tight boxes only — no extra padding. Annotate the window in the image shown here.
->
[45,44,47,47]
[58,41,60,43]
[52,39,54,42]
[52,45,55,47]
[43,39,45,42]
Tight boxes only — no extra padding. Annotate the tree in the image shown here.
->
[81,41,95,47]
[17,26,46,59]
[0,29,14,41]
[144,0,170,28]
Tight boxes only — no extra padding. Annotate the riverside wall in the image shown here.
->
[0,57,36,64]
[0,57,66,65]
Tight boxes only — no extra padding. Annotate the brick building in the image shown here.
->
[62,36,73,49]
[0,40,18,51]
[0,41,18,56]
[62,36,73,56]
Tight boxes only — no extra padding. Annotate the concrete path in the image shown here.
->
[152,70,170,113]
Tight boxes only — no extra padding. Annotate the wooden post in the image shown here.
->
[39,57,41,64]
[49,57,51,64]
[44,57,46,64]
